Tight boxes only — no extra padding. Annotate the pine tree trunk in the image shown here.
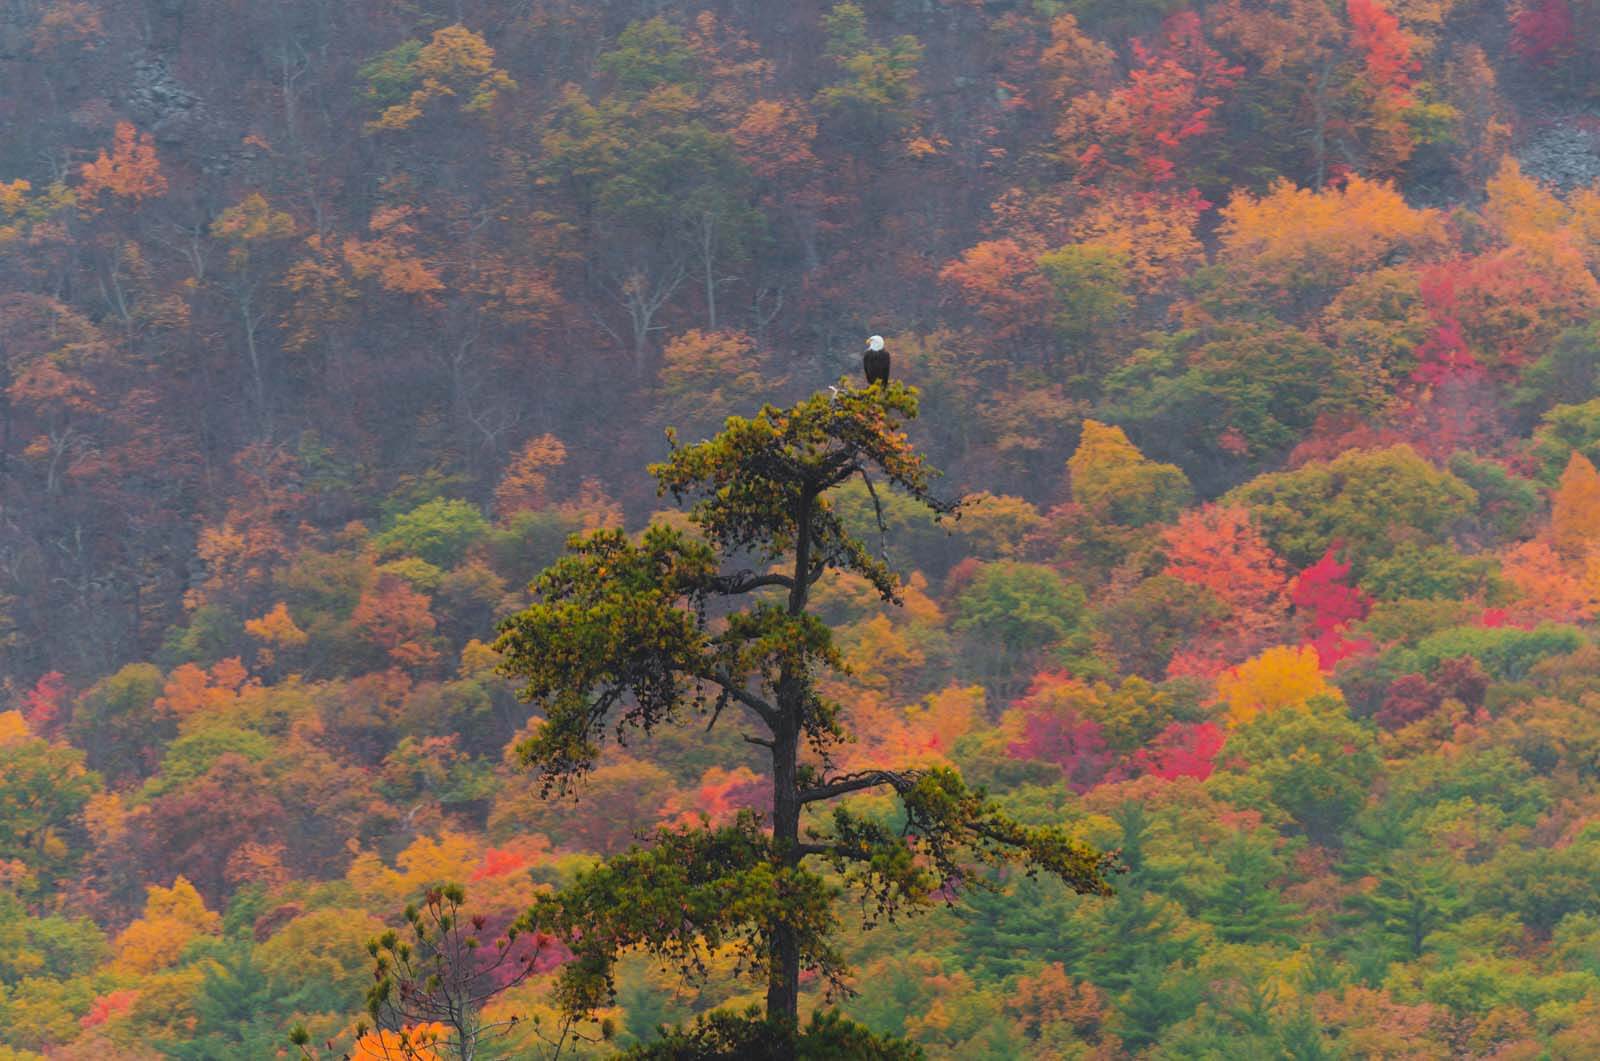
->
[765,488,815,1042]
[766,716,801,1029]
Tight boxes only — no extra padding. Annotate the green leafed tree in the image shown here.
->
[493,384,1113,1046]
[0,727,102,896]
[376,498,491,568]
[1196,831,1305,947]
[1216,695,1382,843]
[952,560,1097,700]
[167,941,308,1060]
[816,3,924,149]
[1037,244,1134,383]
[1341,851,1463,962]
[1222,444,1477,574]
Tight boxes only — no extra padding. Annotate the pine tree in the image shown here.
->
[955,872,1090,979]
[1112,958,1203,1053]
[1343,853,1464,960]
[494,384,1112,1048]
[1197,832,1305,946]
[168,942,303,1059]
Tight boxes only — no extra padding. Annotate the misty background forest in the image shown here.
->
[3,0,1600,1055]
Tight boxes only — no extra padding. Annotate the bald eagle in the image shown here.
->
[863,335,889,387]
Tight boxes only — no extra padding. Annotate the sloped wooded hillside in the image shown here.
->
[4,0,1600,1055]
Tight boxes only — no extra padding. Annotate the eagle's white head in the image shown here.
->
[867,335,885,352]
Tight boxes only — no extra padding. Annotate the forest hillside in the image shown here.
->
[3,0,1600,1055]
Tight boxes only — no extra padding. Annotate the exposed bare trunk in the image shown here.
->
[765,487,814,1043]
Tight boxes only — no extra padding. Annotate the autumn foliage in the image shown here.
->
[78,122,166,204]
[1,0,1599,1055]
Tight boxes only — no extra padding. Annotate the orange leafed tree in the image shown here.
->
[732,99,820,181]
[351,575,441,667]
[79,122,167,203]
[351,1022,447,1060]
[1163,504,1291,629]
[1008,962,1116,1050]
[343,206,446,300]
[1499,540,1600,622]
[493,434,568,518]
[902,684,984,758]
[154,659,252,722]
[939,238,1054,343]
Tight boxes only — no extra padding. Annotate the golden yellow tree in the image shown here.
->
[364,25,516,133]
[1217,644,1335,727]
[1068,419,1191,527]
[1216,176,1445,302]
[1552,452,1600,560]
[112,877,222,974]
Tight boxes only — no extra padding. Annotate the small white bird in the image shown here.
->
[827,384,842,401]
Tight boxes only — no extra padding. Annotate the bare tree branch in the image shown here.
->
[798,769,919,805]
[706,669,779,726]
[712,571,795,595]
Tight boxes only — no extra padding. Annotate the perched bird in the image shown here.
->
[863,334,890,387]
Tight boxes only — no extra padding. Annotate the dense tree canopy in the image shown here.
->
[2,0,1600,1055]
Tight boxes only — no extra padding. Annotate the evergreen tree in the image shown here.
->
[1080,890,1198,994]
[955,872,1088,979]
[168,942,305,1060]
[494,385,1112,1048]
[1343,853,1463,961]
[1197,831,1305,946]
[1112,957,1202,1053]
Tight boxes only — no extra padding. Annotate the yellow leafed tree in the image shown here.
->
[346,831,482,909]
[1218,644,1334,727]
[365,25,516,132]
[245,602,309,648]
[1068,419,1191,527]
[1480,158,1600,310]
[112,877,222,974]
[0,709,30,746]
[1217,176,1445,297]
[1552,452,1600,560]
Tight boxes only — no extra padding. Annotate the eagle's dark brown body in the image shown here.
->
[863,346,889,386]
